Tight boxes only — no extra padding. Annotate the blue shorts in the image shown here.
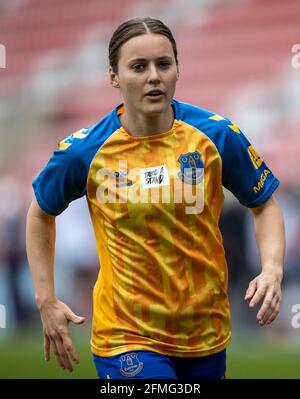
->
[93,349,226,379]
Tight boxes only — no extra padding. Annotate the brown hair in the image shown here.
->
[109,17,178,73]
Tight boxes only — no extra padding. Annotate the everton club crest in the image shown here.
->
[177,151,204,185]
[120,352,144,377]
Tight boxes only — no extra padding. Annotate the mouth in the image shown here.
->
[145,90,164,100]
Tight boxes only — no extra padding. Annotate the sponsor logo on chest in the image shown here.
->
[140,164,170,189]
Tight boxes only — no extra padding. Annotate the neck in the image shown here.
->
[120,104,174,137]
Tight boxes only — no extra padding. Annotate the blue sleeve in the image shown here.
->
[32,140,88,216]
[221,125,280,208]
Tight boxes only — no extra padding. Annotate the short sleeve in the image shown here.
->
[221,125,280,208]
[32,136,88,216]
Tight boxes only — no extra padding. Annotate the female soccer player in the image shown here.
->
[26,18,285,379]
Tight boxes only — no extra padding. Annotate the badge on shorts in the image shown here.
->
[120,352,144,377]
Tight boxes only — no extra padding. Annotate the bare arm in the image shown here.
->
[26,198,85,372]
[245,194,285,325]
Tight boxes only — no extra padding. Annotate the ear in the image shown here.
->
[176,66,180,80]
[109,66,120,88]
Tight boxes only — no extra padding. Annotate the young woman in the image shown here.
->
[26,17,285,379]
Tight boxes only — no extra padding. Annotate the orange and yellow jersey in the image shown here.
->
[33,99,279,357]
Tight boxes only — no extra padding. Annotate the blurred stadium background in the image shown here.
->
[0,0,300,379]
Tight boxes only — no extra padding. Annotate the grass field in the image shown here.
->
[0,327,299,379]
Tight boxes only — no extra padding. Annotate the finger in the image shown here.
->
[245,280,257,301]
[50,336,66,370]
[256,287,274,323]
[258,303,274,326]
[66,310,86,325]
[249,286,267,308]
[265,298,281,325]
[44,335,51,361]
[50,335,73,372]
[260,294,277,324]
[261,294,280,325]
[61,333,80,364]
[54,336,73,372]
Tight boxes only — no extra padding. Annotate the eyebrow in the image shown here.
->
[128,56,173,63]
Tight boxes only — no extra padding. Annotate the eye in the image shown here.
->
[159,61,171,69]
[131,64,145,72]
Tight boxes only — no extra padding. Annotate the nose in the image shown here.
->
[147,63,160,84]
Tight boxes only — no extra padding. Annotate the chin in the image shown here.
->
[143,102,167,115]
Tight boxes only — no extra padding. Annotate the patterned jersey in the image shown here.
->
[33,99,280,357]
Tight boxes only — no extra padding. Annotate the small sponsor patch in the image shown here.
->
[140,164,169,188]
[248,145,263,170]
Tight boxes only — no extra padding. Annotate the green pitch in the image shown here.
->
[0,328,299,379]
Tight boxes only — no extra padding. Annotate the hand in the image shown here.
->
[39,297,85,372]
[244,271,282,326]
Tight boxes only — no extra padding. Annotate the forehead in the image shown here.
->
[118,33,174,62]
